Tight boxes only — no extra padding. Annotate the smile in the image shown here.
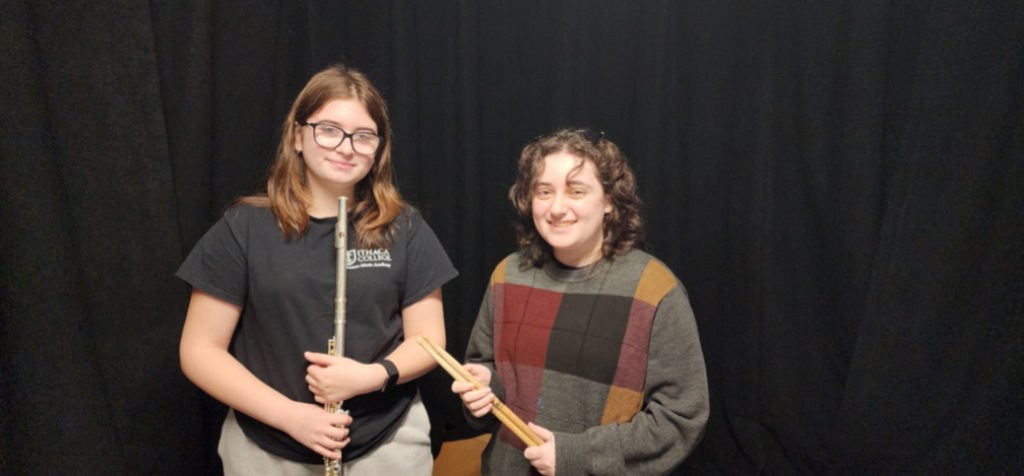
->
[549,221,575,228]
[326,159,356,169]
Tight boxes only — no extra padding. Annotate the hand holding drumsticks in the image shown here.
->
[416,336,544,447]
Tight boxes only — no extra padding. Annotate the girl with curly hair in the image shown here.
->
[453,128,708,475]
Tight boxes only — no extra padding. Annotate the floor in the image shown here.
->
[431,434,491,476]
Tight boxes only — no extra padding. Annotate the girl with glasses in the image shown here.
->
[452,129,708,475]
[177,65,457,476]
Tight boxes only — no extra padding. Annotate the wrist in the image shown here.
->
[267,399,303,431]
[368,362,389,393]
[379,359,400,392]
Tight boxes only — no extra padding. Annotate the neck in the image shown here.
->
[553,245,603,268]
[307,182,355,218]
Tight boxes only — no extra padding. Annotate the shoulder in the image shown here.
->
[487,254,517,285]
[615,249,677,277]
[386,204,437,248]
[385,205,457,276]
[389,204,425,233]
[490,251,543,284]
[214,204,281,244]
[393,203,419,219]
[222,203,273,225]
[611,249,687,303]
[226,202,275,226]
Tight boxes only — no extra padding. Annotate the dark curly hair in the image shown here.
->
[509,128,645,269]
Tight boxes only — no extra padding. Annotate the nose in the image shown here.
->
[549,192,569,216]
[335,136,355,154]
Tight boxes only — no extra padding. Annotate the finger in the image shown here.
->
[465,392,493,411]
[325,425,349,442]
[306,371,326,390]
[472,404,492,419]
[307,365,327,380]
[451,381,475,394]
[528,422,554,442]
[304,351,331,365]
[316,432,343,454]
[321,393,340,404]
[315,443,342,460]
[314,395,325,404]
[464,364,491,383]
[463,387,493,404]
[330,413,352,427]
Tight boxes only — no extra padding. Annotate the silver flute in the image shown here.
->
[325,196,348,476]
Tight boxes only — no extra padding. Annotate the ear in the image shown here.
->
[604,196,613,214]
[293,123,304,154]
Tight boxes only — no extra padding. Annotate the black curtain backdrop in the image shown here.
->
[2,1,1022,475]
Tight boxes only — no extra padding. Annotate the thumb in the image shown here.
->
[304,351,332,366]
[528,422,554,442]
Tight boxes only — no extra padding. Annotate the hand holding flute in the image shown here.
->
[305,352,388,404]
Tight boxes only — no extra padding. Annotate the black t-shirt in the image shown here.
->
[176,204,458,463]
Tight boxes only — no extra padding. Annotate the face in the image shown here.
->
[531,152,612,267]
[294,98,377,198]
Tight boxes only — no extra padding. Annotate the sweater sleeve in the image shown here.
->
[462,284,504,431]
[554,285,709,475]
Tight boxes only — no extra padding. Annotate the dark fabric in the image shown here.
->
[1,1,1022,475]
[175,204,457,462]
[545,293,634,385]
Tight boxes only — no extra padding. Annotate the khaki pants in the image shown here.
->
[219,393,433,476]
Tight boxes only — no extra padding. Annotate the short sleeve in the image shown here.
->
[175,207,250,307]
[400,209,459,308]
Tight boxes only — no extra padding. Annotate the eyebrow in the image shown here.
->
[534,179,592,188]
[311,120,377,133]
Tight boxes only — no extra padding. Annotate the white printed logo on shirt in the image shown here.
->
[346,249,392,269]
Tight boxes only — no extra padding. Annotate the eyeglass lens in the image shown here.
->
[311,124,380,155]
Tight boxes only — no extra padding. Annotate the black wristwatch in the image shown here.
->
[380,359,400,392]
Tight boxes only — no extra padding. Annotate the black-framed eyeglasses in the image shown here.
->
[302,122,382,156]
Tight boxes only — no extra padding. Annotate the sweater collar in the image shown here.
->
[541,255,613,283]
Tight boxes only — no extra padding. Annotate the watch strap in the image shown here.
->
[380,359,400,392]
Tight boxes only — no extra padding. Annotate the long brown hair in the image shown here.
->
[509,128,644,268]
[237,64,403,249]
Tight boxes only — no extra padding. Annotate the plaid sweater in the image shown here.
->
[465,250,709,475]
